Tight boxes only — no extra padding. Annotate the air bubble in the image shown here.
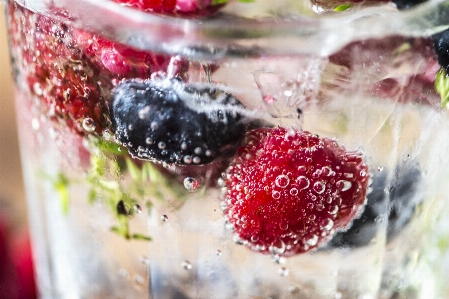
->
[138,106,150,119]
[275,175,290,188]
[321,219,334,231]
[313,181,325,194]
[337,180,352,192]
[184,177,199,191]
[278,267,289,277]
[146,137,153,144]
[82,118,96,132]
[183,155,193,164]
[269,241,286,255]
[205,150,212,156]
[194,147,202,154]
[377,166,384,172]
[296,176,310,190]
[133,204,142,214]
[158,141,166,150]
[272,190,281,200]
[216,250,222,256]
[329,206,339,215]
[193,157,201,164]
[181,261,192,270]
[181,142,188,150]
[305,234,318,246]
[290,188,298,196]
[150,121,159,130]
[161,214,168,222]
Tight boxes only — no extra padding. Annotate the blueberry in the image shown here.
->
[109,79,249,165]
[392,0,427,10]
[433,29,449,74]
[327,160,422,248]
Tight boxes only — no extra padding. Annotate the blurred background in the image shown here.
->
[0,4,26,228]
[0,3,36,299]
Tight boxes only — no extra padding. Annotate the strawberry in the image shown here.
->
[222,127,369,256]
[111,0,226,17]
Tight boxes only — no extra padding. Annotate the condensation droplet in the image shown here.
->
[181,261,192,270]
[194,147,202,155]
[134,274,144,284]
[313,181,325,194]
[181,142,188,150]
[272,190,281,200]
[146,137,153,144]
[193,157,201,164]
[278,267,289,277]
[31,118,40,130]
[82,118,96,132]
[275,175,290,188]
[337,180,352,192]
[161,214,168,222]
[184,177,199,191]
[158,141,166,150]
[205,150,212,156]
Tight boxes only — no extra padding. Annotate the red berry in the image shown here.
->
[223,127,369,256]
[112,0,226,17]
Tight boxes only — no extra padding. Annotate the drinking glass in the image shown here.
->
[4,0,449,298]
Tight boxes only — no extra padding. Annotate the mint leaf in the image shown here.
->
[53,173,70,215]
[334,4,351,11]
[212,0,228,4]
[435,68,449,108]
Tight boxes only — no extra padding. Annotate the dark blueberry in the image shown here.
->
[433,29,449,74]
[327,160,422,248]
[110,78,250,165]
[392,0,427,10]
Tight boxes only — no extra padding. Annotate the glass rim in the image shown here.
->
[15,0,449,58]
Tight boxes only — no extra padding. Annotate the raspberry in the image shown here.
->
[223,127,369,256]
[112,0,226,17]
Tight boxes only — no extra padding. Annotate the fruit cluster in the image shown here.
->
[8,0,446,257]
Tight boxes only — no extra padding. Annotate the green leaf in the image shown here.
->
[131,233,153,241]
[212,0,228,4]
[435,68,449,108]
[53,173,70,215]
[96,139,127,156]
[237,0,255,2]
[334,4,351,11]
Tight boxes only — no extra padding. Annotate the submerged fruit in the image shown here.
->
[222,127,369,256]
[328,161,421,248]
[110,78,250,165]
[112,0,226,17]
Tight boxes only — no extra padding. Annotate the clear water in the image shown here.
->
[6,0,449,298]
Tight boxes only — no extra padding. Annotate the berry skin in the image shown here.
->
[110,78,249,165]
[392,0,427,9]
[111,0,226,17]
[433,29,449,74]
[327,161,421,248]
[223,127,369,256]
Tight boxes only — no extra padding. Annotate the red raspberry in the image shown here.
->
[223,127,369,256]
[112,0,226,17]
[8,2,189,136]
